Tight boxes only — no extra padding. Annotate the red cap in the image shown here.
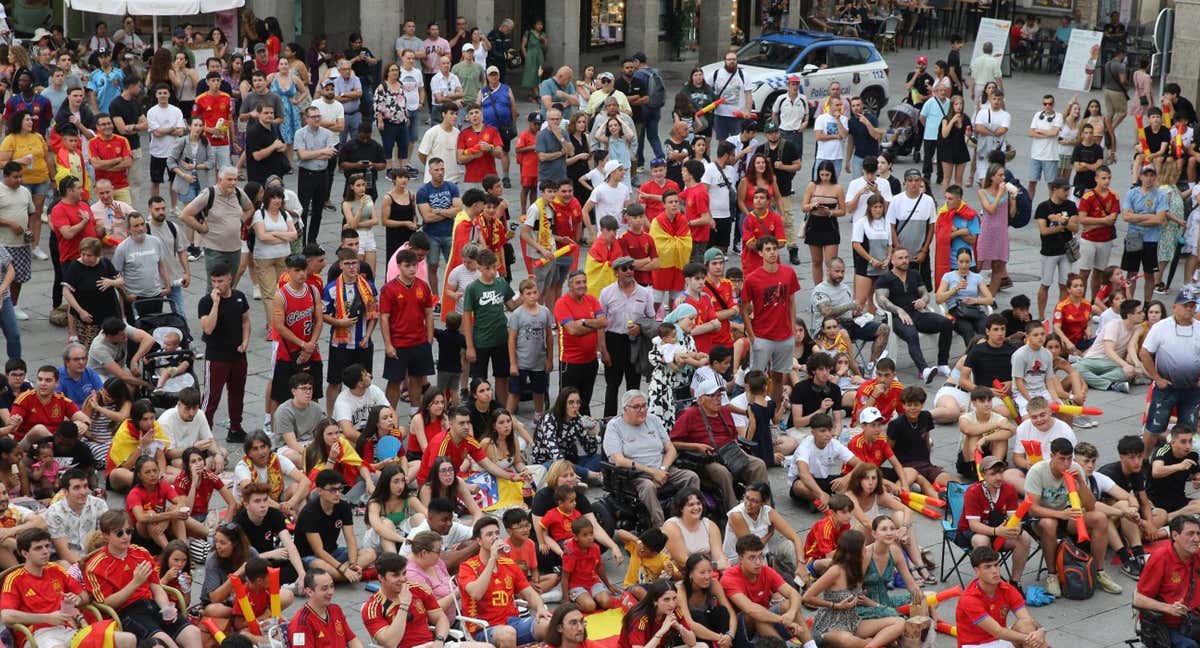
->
[916,55,928,64]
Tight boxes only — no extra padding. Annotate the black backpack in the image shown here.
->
[1056,538,1097,600]
[642,67,667,108]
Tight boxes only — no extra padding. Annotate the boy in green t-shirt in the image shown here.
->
[464,247,518,404]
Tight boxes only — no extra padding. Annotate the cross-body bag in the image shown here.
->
[701,408,753,476]
[711,68,744,106]
[482,87,516,142]
[894,194,924,238]
[1140,564,1200,647]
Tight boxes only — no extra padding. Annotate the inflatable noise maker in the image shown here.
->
[532,243,578,268]
[993,380,1020,422]
[226,570,288,647]
[993,494,1034,551]
[898,490,945,519]
[1062,471,1090,543]
[1049,403,1103,417]
[895,586,962,615]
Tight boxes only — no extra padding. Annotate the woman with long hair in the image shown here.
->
[355,405,412,480]
[158,540,193,605]
[342,174,378,271]
[262,17,284,70]
[379,168,418,263]
[375,63,410,170]
[801,159,846,285]
[520,20,547,94]
[529,387,601,480]
[815,316,861,375]
[1057,98,1082,182]
[206,28,229,60]
[851,193,890,309]
[1052,274,1094,355]
[0,109,53,317]
[304,418,373,502]
[83,376,131,463]
[596,115,634,180]
[938,94,970,190]
[619,580,700,648]
[200,525,267,615]
[418,455,484,520]
[126,455,191,550]
[145,48,175,104]
[1082,98,1115,165]
[662,488,727,570]
[935,248,994,343]
[738,153,783,219]
[7,44,30,82]
[407,388,448,462]
[169,50,198,118]
[677,67,717,141]
[689,135,709,163]
[802,530,906,646]
[283,43,310,94]
[240,9,264,50]
[167,116,212,206]
[1130,57,1154,119]
[575,65,595,105]
[306,35,335,94]
[482,408,536,482]
[268,57,305,157]
[251,185,298,324]
[676,555,736,648]
[566,112,592,204]
[977,162,1015,296]
[364,462,426,553]
[859,515,925,619]
[106,399,171,492]
[1131,300,1167,371]
[843,462,936,584]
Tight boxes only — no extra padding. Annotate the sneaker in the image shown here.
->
[12,308,27,321]
[1096,569,1124,594]
[40,213,48,223]
[225,429,247,443]
[937,364,952,377]
[921,367,936,384]
[253,285,262,300]
[1075,415,1098,429]
[1045,574,1061,598]
[788,247,801,266]
[502,177,512,189]
[1120,559,1143,580]
[31,248,48,261]
[1111,381,1131,393]
[187,246,203,262]
[1154,282,1168,295]
[999,275,1013,290]
[263,413,272,431]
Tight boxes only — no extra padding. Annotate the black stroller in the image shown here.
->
[130,298,197,408]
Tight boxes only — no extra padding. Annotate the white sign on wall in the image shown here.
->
[1058,30,1103,91]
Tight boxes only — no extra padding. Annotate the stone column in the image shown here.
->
[546,0,580,76]
[1171,0,1200,98]
[358,0,403,69]
[458,0,495,36]
[699,0,735,64]
[785,0,804,29]
[250,0,295,40]
[625,0,662,58]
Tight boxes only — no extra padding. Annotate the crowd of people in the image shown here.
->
[0,7,1190,648]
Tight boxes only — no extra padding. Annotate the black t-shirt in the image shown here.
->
[1148,445,1199,510]
[905,72,933,107]
[63,259,121,323]
[846,112,881,161]
[614,74,647,123]
[1071,143,1104,192]
[665,139,690,188]
[885,175,901,195]
[345,46,376,85]
[108,95,142,150]
[531,484,593,517]
[294,499,353,555]
[789,378,842,417]
[468,400,502,440]
[875,270,925,314]
[1175,96,1197,126]
[197,289,249,362]
[947,50,963,93]
[1001,309,1031,338]
[0,380,30,410]
[886,411,934,464]
[1145,125,1172,159]
[52,438,97,473]
[245,121,288,183]
[1034,198,1078,256]
[964,341,1015,387]
[1099,460,1146,496]
[340,138,386,196]
[434,328,465,372]
[763,139,801,196]
[486,30,513,70]
[233,507,287,554]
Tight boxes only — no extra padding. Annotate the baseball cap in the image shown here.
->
[916,55,928,64]
[980,456,1007,472]
[742,118,758,131]
[486,65,500,76]
[462,43,475,51]
[787,76,801,84]
[1177,289,1198,305]
[764,122,780,133]
[859,407,884,424]
[904,168,923,179]
[649,157,667,168]
[613,256,635,270]
[603,160,622,178]
[597,71,615,82]
[695,378,723,397]
[254,42,268,52]
[704,248,725,264]
[1141,164,1158,175]
[1048,177,1069,189]
[623,203,645,217]
[173,27,187,38]
[96,47,110,56]
[322,77,336,87]
[527,112,543,123]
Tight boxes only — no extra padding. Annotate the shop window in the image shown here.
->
[587,0,626,48]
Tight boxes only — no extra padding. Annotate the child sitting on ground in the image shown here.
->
[26,441,57,502]
[202,556,296,643]
[500,508,560,595]
[616,528,679,599]
[561,517,620,612]
[537,485,582,555]
[802,493,854,578]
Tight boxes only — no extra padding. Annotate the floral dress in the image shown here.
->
[270,75,301,144]
[857,552,912,619]
[811,588,862,638]
[1159,183,1186,265]
[647,334,698,432]
[529,413,599,465]
[374,82,408,128]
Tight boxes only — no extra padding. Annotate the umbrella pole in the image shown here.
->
[154,15,159,50]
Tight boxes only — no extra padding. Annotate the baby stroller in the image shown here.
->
[882,103,921,160]
[131,298,197,408]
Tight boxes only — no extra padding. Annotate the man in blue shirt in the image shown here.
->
[919,84,949,186]
[85,47,123,114]
[1121,164,1168,304]
[416,158,463,301]
[538,67,579,119]
[332,61,364,146]
[56,343,103,408]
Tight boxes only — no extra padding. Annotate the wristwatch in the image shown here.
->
[435,635,448,643]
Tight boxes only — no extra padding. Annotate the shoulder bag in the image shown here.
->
[701,408,753,476]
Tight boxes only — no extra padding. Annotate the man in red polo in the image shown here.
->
[1135,514,1200,642]
[9,365,90,444]
[86,114,133,204]
[417,405,513,484]
[677,263,721,354]
[956,546,1046,648]
[457,103,503,184]
[555,271,606,416]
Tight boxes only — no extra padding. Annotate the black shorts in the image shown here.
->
[383,343,435,382]
[149,156,175,184]
[790,476,836,504]
[1121,241,1159,275]
[271,359,325,403]
[326,345,375,385]
[882,460,944,483]
[508,369,549,396]
[469,345,510,378]
[845,317,883,341]
[118,599,191,641]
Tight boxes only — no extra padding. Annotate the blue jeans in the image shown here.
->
[637,107,665,165]
[560,453,600,480]
[0,296,20,360]
[341,111,363,145]
[850,155,866,178]
[381,122,408,162]
[1146,384,1200,434]
[405,110,420,158]
[360,84,375,124]
[1170,629,1199,648]
[713,114,742,141]
[168,285,185,318]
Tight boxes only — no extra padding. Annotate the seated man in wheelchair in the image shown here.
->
[670,378,768,509]
[1,527,139,648]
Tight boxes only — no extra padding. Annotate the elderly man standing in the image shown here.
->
[538,67,580,119]
[603,390,700,527]
[671,378,768,508]
[333,61,364,145]
[178,166,254,287]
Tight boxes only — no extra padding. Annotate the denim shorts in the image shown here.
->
[474,615,536,645]
[23,181,50,196]
[426,232,453,263]
[1029,158,1059,182]
[301,546,348,567]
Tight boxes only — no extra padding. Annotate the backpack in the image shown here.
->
[1005,170,1033,228]
[1055,538,1097,600]
[199,185,250,222]
[642,67,667,109]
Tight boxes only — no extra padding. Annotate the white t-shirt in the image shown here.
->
[446,265,481,313]
[157,406,214,450]
[813,113,848,160]
[417,125,462,183]
[710,67,747,116]
[702,160,736,220]
[331,384,390,434]
[587,182,632,223]
[399,66,423,110]
[885,191,936,251]
[1029,111,1064,161]
[845,176,893,221]
[400,519,473,557]
[146,103,186,159]
[313,98,346,127]
[1011,418,1077,464]
[852,215,892,246]
[788,436,855,480]
[0,183,33,248]
[233,451,298,498]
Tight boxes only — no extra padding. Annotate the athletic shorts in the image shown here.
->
[271,359,325,404]
[509,369,549,396]
[751,336,794,374]
[1077,239,1114,271]
[326,345,375,385]
[569,582,608,600]
[150,156,175,184]
[117,599,191,641]
[383,343,435,381]
[1121,241,1159,275]
[469,344,510,378]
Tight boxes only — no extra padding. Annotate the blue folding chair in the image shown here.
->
[939,481,973,586]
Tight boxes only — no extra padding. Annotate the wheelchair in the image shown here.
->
[592,461,683,536]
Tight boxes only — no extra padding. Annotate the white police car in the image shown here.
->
[700,29,891,122]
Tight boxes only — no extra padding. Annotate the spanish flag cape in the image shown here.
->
[105,420,171,476]
[440,209,474,319]
[53,139,92,202]
[585,235,627,297]
[307,436,365,487]
[649,211,692,292]
[68,619,119,648]
[520,197,582,274]
[242,454,285,501]
[934,201,978,281]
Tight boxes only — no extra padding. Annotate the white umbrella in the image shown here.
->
[64,0,244,50]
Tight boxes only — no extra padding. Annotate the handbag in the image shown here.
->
[1064,236,1081,262]
[1125,228,1145,253]
[951,302,986,319]
[700,406,753,477]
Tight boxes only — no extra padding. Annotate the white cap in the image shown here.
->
[462,43,475,51]
[603,160,622,178]
[695,379,723,397]
[859,407,884,424]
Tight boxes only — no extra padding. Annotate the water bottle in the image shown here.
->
[839,422,852,445]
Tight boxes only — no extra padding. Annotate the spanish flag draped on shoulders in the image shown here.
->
[306,436,365,487]
[106,420,170,476]
[585,229,626,297]
[440,209,475,318]
[52,130,91,201]
[649,209,691,293]
[934,197,978,281]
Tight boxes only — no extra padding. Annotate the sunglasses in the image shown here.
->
[112,528,134,538]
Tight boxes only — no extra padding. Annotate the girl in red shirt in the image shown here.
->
[1052,274,1094,355]
[618,580,697,648]
[175,447,236,522]
[407,390,448,463]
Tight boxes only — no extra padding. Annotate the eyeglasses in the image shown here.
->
[112,528,134,537]
[625,403,647,410]
[219,521,240,533]
[438,466,456,473]
[323,485,346,493]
